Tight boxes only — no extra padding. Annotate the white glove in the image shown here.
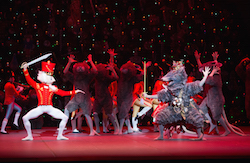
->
[75,89,85,94]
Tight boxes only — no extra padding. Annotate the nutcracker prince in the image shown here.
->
[21,60,84,141]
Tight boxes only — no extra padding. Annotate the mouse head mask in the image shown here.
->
[161,60,187,92]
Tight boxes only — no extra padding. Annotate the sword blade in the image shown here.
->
[20,53,52,69]
[27,53,52,66]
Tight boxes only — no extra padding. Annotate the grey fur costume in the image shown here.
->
[93,63,118,114]
[65,62,96,115]
[199,73,224,121]
[117,61,142,119]
[154,66,204,128]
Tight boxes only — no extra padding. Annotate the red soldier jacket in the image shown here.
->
[23,69,75,106]
[4,82,20,105]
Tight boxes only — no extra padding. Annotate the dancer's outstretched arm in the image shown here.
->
[21,63,36,88]
[194,50,202,67]
[107,48,117,64]
[63,55,76,74]
[87,54,97,72]
[199,66,210,87]
[142,93,158,99]
[143,82,168,99]
[212,51,219,62]
[108,64,119,79]
[209,66,220,77]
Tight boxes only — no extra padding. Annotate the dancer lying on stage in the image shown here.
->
[1,71,26,134]
[21,61,84,140]
[143,60,210,140]
[195,50,246,136]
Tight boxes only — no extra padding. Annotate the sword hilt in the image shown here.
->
[20,62,28,69]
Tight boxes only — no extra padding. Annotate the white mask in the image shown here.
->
[37,71,55,84]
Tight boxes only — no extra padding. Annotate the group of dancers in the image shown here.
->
[0,49,246,141]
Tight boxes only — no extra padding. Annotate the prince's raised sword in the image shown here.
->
[20,53,52,69]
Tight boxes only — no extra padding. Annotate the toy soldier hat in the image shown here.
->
[41,60,55,75]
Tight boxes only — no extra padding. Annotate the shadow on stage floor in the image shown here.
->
[0,126,250,162]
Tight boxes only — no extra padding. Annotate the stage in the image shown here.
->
[0,126,250,162]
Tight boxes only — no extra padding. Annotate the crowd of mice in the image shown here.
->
[1,49,247,141]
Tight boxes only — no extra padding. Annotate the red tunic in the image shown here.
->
[152,80,164,95]
[132,81,144,103]
[4,82,20,105]
[23,69,75,106]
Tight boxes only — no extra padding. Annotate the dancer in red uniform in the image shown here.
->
[131,81,152,131]
[21,61,84,140]
[1,72,26,134]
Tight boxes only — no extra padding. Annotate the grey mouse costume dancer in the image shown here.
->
[63,54,98,136]
[144,60,210,140]
[117,61,143,134]
[195,51,246,136]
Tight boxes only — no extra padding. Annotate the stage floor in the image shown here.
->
[0,126,250,162]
